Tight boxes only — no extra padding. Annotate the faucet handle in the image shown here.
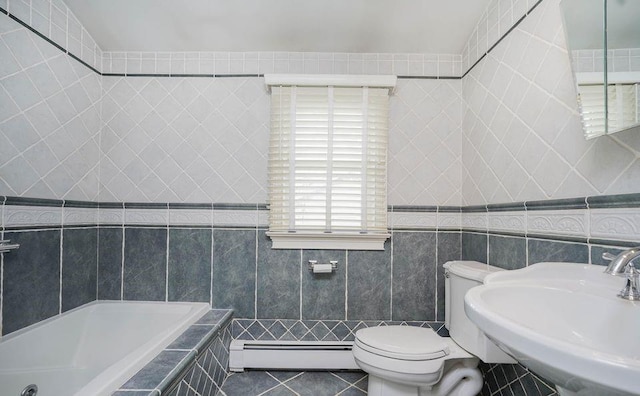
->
[602,252,617,261]
[618,262,640,301]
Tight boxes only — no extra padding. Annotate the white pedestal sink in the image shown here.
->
[464,262,640,396]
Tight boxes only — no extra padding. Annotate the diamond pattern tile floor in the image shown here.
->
[219,371,368,396]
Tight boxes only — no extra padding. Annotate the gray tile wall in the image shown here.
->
[462,231,592,269]
[2,227,98,335]
[96,228,456,322]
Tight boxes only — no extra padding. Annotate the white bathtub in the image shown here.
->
[0,301,210,396]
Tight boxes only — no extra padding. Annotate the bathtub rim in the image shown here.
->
[0,300,210,342]
[0,300,212,396]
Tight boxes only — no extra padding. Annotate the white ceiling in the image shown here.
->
[64,0,493,54]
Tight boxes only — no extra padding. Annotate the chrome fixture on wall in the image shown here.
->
[308,260,338,274]
[0,240,20,254]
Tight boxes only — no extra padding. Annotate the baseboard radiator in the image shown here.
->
[229,340,359,372]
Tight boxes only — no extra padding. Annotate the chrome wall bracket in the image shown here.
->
[0,240,20,253]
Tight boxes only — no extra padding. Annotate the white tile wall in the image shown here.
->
[388,79,463,206]
[1,0,638,211]
[99,76,270,203]
[101,51,463,78]
[0,13,101,200]
[4,0,102,70]
[460,0,640,206]
[462,0,541,73]
[99,76,462,205]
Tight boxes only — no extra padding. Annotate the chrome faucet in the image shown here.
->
[602,247,640,301]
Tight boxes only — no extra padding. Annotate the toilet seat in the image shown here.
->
[355,326,450,361]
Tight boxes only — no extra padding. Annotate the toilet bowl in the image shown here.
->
[352,326,482,396]
[352,261,516,396]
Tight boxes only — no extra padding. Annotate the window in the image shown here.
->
[578,83,638,139]
[264,75,396,250]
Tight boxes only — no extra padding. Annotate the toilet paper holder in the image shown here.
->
[308,260,338,273]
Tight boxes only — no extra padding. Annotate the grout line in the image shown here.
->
[254,228,258,320]
[344,250,348,321]
[299,249,303,320]
[59,205,64,314]
[165,206,169,302]
[120,224,125,300]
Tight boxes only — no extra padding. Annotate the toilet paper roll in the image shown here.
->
[312,263,334,273]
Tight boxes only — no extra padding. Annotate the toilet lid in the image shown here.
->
[355,326,450,361]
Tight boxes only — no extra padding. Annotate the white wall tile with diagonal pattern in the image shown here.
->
[99,76,269,203]
[0,13,101,200]
[100,75,463,205]
[461,0,640,206]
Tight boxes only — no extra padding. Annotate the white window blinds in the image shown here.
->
[579,83,638,139]
[267,79,393,250]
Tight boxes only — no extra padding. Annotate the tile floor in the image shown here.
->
[219,370,368,396]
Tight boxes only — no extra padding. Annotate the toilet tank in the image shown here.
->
[443,261,516,364]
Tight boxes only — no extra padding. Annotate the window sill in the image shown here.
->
[266,231,390,250]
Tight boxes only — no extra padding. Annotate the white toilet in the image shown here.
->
[352,261,516,396]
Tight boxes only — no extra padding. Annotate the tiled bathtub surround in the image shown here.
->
[114,309,233,396]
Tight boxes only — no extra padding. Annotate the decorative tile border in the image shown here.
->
[3,205,62,228]
[590,208,640,243]
[1,194,639,244]
[488,211,526,233]
[389,211,437,230]
[526,210,589,238]
[231,319,448,342]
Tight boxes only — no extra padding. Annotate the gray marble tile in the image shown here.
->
[62,228,98,312]
[120,350,191,389]
[462,232,487,263]
[123,228,167,301]
[392,232,437,321]
[166,324,215,352]
[98,227,123,300]
[488,235,526,270]
[168,228,212,302]
[590,245,626,266]
[220,371,280,396]
[347,240,391,320]
[3,230,61,335]
[302,250,346,320]
[528,239,589,265]
[195,309,232,325]
[257,231,301,319]
[436,232,461,321]
[262,385,298,395]
[285,372,352,396]
[212,229,256,318]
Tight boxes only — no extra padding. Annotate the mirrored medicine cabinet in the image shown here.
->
[560,0,640,139]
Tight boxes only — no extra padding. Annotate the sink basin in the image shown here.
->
[464,262,640,396]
